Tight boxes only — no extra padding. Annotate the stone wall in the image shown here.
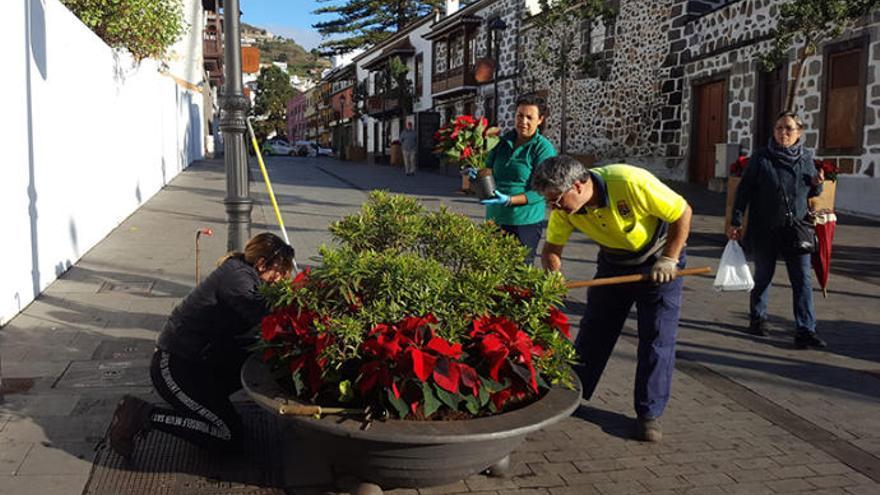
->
[431,0,521,130]
[518,0,679,176]
[680,0,880,181]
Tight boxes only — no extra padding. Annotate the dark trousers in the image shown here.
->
[148,349,245,453]
[500,222,544,265]
[750,246,816,333]
[572,251,685,419]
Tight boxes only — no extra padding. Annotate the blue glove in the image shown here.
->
[480,190,511,206]
[466,167,478,180]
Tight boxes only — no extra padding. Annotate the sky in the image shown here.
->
[240,0,338,50]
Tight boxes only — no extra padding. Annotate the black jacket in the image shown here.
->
[157,257,268,363]
[732,147,821,252]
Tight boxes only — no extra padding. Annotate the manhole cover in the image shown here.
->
[97,281,155,294]
[0,377,35,395]
[84,404,286,494]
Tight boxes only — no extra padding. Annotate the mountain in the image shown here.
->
[241,22,330,78]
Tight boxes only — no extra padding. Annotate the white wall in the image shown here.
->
[410,21,434,113]
[1,0,206,325]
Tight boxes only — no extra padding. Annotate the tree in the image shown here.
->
[253,65,296,142]
[61,0,187,61]
[760,0,880,112]
[535,0,616,153]
[312,0,442,56]
[389,56,415,127]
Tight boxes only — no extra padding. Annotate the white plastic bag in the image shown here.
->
[713,240,754,292]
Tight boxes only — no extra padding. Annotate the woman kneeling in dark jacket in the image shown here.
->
[728,111,825,349]
[108,232,294,458]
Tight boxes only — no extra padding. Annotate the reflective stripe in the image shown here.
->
[158,351,232,441]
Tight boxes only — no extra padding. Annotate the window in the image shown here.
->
[415,53,423,96]
[822,39,866,153]
[467,33,476,67]
[488,24,498,60]
[451,35,464,69]
[484,96,496,125]
[435,41,448,74]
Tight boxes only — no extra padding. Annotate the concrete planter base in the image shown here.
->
[241,356,581,493]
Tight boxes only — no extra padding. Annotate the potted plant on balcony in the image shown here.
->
[241,191,581,494]
[433,116,501,199]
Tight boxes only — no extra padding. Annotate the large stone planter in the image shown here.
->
[241,355,581,493]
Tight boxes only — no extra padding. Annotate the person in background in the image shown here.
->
[475,93,557,264]
[728,111,825,349]
[531,155,692,443]
[107,233,295,458]
[400,121,419,176]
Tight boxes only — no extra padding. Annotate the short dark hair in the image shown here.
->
[515,93,548,117]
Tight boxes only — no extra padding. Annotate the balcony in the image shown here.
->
[431,66,478,98]
[366,89,409,117]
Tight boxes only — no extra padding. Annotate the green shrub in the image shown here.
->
[259,191,577,419]
[61,0,187,61]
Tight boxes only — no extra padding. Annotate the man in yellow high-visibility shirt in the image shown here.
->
[531,155,692,443]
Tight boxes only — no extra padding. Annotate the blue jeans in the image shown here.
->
[500,222,543,265]
[573,251,685,419]
[750,247,816,334]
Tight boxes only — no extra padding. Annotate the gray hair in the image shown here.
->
[531,155,591,194]
[775,111,805,129]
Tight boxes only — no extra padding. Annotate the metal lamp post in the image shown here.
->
[488,17,507,124]
[219,0,252,251]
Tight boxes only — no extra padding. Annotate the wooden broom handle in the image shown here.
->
[564,266,712,290]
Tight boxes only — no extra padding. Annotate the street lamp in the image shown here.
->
[219,0,252,251]
[488,17,507,123]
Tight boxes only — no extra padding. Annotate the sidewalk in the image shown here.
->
[1,156,878,494]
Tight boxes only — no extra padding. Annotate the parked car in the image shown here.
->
[293,141,333,157]
[263,138,297,156]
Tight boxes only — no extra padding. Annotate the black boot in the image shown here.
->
[794,332,826,349]
[109,395,154,459]
[747,319,768,336]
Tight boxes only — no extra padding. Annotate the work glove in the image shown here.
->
[480,190,511,206]
[466,167,478,180]
[650,256,678,284]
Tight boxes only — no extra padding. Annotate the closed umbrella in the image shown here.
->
[811,211,837,298]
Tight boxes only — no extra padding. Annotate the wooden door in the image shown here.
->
[417,111,441,169]
[691,80,726,185]
[755,67,785,148]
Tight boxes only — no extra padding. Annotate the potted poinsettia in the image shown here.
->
[242,191,580,492]
[434,115,501,199]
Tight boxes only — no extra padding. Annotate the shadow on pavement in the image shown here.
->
[571,405,634,441]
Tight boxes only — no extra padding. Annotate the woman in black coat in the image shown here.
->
[728,112,825,349]
[108,232,295,458]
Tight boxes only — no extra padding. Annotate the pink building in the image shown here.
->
[287,92,308,143]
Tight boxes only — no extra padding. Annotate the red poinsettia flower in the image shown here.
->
[461,146,473,160]
[471,315,541,393]
[729,155,748,177]
[547,307,571,339]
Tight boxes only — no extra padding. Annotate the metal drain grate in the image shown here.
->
[96,281,155,294]
[84,404,286,494]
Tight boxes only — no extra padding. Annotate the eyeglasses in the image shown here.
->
[550,187,571,208]
[774,125,800,133]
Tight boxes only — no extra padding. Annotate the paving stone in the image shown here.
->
[764,478,816,492]
[0,474,90,495]
[416,480,469,494]
[512,473,565,489]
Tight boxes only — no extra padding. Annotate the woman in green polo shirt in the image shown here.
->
[478,94,557,264]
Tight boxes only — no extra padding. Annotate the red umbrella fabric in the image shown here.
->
[811,212,837,297]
